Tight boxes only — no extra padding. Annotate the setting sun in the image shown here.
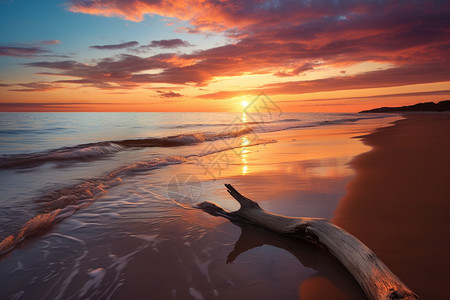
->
[242,100,248,108]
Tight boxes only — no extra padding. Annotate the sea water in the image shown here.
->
[0,112,396,299]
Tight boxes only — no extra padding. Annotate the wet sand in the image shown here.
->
[333,113,450,299]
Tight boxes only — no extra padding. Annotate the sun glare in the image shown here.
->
[242,100,248,108]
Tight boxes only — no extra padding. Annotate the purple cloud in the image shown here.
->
[0,40,62,57]
[157,90,182,98]
[90,41,139,50]
[0,46,47,57]
[146,39,192,49]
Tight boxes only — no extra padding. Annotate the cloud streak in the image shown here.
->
[0,102,136,112]
[90,41,139,50]
[8,82,60,92]
[41,40,60,45]
[146,39,192,48]
[0,46,47,57]
[0,40,61,57]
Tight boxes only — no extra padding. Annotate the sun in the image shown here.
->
[242,100,248,108]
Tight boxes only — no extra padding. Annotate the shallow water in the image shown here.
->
[0,112,400,299]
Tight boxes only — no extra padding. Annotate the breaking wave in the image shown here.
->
[0,127,252,169]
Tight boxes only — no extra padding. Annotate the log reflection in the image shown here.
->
[225,221,367,299]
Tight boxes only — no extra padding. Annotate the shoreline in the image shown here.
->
[333,113,450,299]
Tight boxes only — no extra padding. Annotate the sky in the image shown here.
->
[0,0,449,112]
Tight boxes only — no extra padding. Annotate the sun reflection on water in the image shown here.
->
[241,112,247,124]
[241,136,250,147]
[241,136,250,175]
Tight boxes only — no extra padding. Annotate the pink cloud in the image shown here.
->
[146,39,192,48]
[41,40,61,45]
[14,0,447,95]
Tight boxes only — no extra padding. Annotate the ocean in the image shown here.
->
[0,111,398,299]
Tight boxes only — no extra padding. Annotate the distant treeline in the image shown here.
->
[360,100,450,113]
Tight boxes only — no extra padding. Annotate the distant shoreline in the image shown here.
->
[360,100,450,113]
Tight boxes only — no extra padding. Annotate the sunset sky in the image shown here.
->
[0,0,449,112]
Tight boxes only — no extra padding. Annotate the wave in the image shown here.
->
[0,209,61,255]
[276,118,302,123]
[0,155,187,255]
[168,123,230,129]
[108,156,188,177]
[0,127,252,169]
[115,126,252,147]
[0,130,277,256]
[0,142,125,169]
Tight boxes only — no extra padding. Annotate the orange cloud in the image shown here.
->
[67,0,253,31]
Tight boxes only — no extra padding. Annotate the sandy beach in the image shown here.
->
[333,113,450,299]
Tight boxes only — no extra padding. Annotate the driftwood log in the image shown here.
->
[197,184,420,300]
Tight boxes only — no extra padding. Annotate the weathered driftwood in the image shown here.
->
[197,184,420,300]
